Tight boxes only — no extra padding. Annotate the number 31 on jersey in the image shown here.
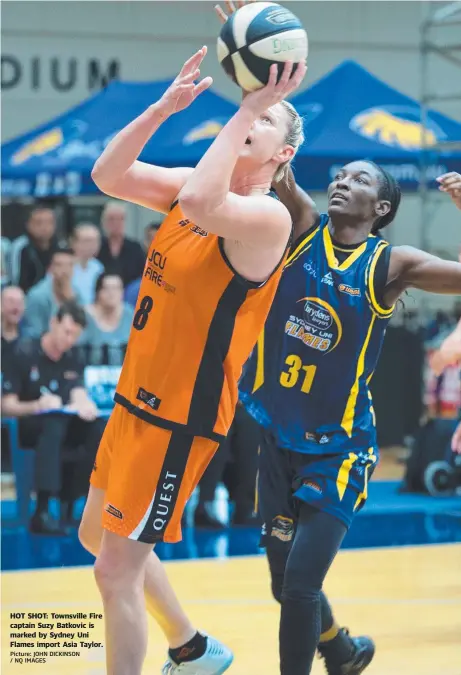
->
[280,354,317,394]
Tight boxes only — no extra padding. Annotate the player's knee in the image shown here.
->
[281,575,320,603]
[281,558,323,602]
[93,554,123,597]
[78,519,101,557]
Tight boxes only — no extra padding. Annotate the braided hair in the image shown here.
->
[365,162,402,234]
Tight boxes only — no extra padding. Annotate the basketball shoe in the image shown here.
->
[161,635,233,674]
[319,630,375,675]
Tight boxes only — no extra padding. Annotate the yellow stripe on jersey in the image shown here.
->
[284,226,319,268]
[353,448,377,511]
[336,452,358,500]
[323,227,368,271]
[366,372,376,425]
[366,241,395,317]
[368,389,376,426]
[252,329,265,393]
[341,315,377,437]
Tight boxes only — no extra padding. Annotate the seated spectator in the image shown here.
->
[97,201,145,287]
[1,286,26,472]
[124,222,159,307]
[80,273,132,365]
[10,205,58,293]
[1,302,105,535]
[1,286,25,362]
[71,223,104,305]
[23,247,84,338]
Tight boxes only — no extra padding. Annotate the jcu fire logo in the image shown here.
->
[350,106,445,150]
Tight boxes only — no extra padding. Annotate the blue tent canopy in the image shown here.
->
[290,60,461,191]
[3,61,460,197]
[1,79,238,198]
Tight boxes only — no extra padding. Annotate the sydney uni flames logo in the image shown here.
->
[350,107,443,150]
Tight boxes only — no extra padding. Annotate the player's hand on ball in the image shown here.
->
[437,172,461,210]
[241,61,307,116]
[215,1,254,101]
[214,0,254,24]
[159,47,213,116]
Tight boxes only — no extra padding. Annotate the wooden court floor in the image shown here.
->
[2,544,461,675]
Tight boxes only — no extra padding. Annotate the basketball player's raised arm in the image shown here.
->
[384,173,461,304]
[213,2,317,240]
[179,62,307,244]
[91,48,213,214]
[273,167,319,240]
[386,247,461,297]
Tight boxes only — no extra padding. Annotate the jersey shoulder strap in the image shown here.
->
[365,240,394,318]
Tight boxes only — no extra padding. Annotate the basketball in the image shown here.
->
[217,2,308,92]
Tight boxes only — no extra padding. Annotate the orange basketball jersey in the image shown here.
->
[115,196,290,442]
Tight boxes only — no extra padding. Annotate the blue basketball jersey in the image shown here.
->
[239,215,394,455]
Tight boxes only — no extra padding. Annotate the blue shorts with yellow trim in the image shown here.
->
[258,428,377,546]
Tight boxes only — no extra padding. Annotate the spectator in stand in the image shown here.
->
[1,286,25,362]
[1,302,104,535]
[23,247,84,339]
[10,205,58,293]
[80,273,133,366]
[1,286,26,471]
[97,201,145,287]
[71,223,104,305]
[124,222,158,307]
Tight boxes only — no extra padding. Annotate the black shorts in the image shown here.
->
[258,428,377,547]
